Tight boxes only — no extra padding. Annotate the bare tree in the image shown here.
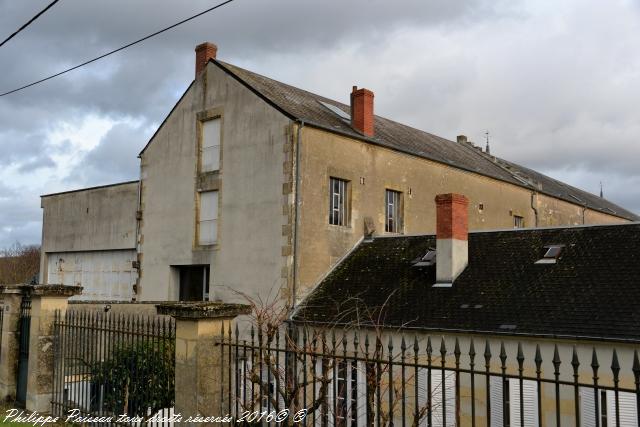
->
[0,242,40,284]
[226,291,455,427]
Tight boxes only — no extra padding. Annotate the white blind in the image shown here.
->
[417,368,457,427]
[202,118,220,171]
[509,379,539,427]
[199,191,218,245]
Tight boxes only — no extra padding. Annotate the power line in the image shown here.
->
[0,0,236,97]
[0,0,61,48]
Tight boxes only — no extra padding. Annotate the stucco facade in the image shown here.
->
[38,45,634,306]
[293,126,626,299]
[39,182,138,300]
[137,62,291,302]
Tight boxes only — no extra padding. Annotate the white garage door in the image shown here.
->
[47,250,137,301]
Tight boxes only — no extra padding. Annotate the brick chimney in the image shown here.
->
[435,193,469,286]
[195,42,218,77]
[350,86,374,137]
[457,135,468,144]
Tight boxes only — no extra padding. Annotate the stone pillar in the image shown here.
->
[156,302,250,425]
[0,284,29,400]
[25,285,82,413]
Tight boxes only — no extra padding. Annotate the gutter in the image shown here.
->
[291,120,304,309]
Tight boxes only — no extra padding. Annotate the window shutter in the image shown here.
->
[509,379,538,427]
[416,368,457,427]
[606,390,638,427]
[580,387,597,427]
[355,361,367,426]
[489,376,504,427]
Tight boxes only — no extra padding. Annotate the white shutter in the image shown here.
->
[315,358,332,427]
[199,191,218,244]
[580,387,597,427]
[509,379,538,427]
[356,361,367,425]
[416,368,456,427]
[490,376,504,427]
[607,390,638,427]
[202,118,221,171]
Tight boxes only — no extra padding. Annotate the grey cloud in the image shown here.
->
[1,0,639,247]
[65,121,149,186]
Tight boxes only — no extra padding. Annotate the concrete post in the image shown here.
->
[0,284,29,400]
[157,302,250,425]
[25,285,82,413]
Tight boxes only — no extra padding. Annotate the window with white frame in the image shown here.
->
[329,177,349,226]
[514,215,525,229]
[198,191,218,245]
[202,118,221,172]
[385,189,402,233]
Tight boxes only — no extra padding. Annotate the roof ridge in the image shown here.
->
[212,59,638,221]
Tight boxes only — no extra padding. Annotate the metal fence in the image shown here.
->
[51,310,176,425]
[0,303,4,359]
[16,294,31,407]
[219,324,640,427]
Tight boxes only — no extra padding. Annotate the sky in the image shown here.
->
[1,0,640,248]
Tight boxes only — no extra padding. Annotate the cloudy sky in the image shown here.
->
[1,0,639,248]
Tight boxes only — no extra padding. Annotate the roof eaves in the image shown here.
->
[288,318,640,345]
[41,180,139,198]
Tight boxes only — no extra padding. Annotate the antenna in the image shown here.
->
[484,131,491,155]
[599,181,603,198]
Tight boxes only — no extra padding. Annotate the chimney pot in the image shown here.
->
[457,135,468,144]
[195,42,218,77]
[350,87,374,137]
[435,193,469,285]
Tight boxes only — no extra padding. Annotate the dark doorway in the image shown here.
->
[178,265,210,301]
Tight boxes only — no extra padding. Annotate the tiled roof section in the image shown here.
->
[214,60,638,221]
[293,224,640,342]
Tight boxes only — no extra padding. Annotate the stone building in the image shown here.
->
[292,193,640,426]
[38,42,637,304]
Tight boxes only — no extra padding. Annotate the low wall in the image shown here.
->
[68,300,167,316]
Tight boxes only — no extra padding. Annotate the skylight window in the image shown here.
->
[318,101,350,122]
[412,249,436,267]
[535,245,564,264]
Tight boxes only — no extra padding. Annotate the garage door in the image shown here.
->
[47,250,137,301]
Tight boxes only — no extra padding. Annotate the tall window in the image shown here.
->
[202,118,221,172]
[329,177,349,226]
[199,191,218,245]
[514,215,525,229]
[385,189,402,233]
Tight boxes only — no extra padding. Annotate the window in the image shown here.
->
[201,118,221,172]
[385,189,403,233]
[535,245,564,264]
[199,191,218,245]
[514,215,524,229]
[329,178,349,226]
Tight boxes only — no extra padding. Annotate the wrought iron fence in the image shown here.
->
[219,324,640,427]
[0,302,4,359]
[16,294,31,407]
[51,310,176,426]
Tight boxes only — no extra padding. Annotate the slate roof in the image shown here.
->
[213,60,638,221]
[292,223,640,342]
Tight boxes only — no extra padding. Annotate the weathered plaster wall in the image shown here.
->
[138,62,291,303]
[40,182,138,252]
[295,126,627,300]
[39,182,138,285]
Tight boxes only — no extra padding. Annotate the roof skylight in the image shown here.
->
[535,245,564,264]
[318,101,350,122]
[412,249,436,267]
